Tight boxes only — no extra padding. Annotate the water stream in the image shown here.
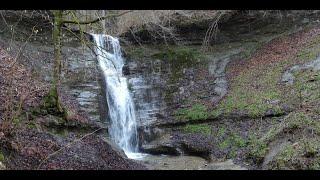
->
[91,34,145,159]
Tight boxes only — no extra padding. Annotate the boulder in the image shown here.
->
[141,144,181,155]
[140,132,181,155]
[180,140,213,161]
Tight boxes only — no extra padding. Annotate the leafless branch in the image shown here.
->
[62,10,133,25]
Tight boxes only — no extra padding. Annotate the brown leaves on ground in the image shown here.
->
[228,27,320,78]
[3,128,145,170]
[0,47,49,121]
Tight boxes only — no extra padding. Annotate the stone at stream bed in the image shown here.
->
[140,155,246,170]
[199,159,246,170]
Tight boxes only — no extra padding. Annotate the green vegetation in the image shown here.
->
[218,132,247,158]
[257,112,315,141]
[260,39,320,168]
[232,134,247,148]
[210,30,320,119]
[210,109,223,119]
[217,126,226,137]
[297,33,320,62]
[290,69,320,108]
[212,64,284,118]
[247,134,269,164]
[12,116,21,126]
[152,46,205,64]
[175,104,209,121]
[218,138,231,150]
[154,46,208,84]
[27,121,37,130]
[183,124,212,135]
[127,45,207,64]
[310,158,320,170]
[0,151,4,162]
[297,48,319,61]
[34,89,65,118]
[271,144,296,169]
[218,132,247,150]
[43,88,59,111]
[269,138,320,169]
[247,112,320,166]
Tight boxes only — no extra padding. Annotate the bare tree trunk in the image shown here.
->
[51,10,63,111]
[102,10,106,34]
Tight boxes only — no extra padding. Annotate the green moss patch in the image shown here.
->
[175,104,209,121]
[0,151,5,162]
[213,63,285,118]
[218,132,247,158]
[247,134,269,164]
[218,133,247,149]
[183,124,212,135]
[153,46,208,84]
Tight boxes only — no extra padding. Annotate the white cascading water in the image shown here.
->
[91,34,145,159]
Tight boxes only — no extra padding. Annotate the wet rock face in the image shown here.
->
[124,46,243,127]
[122,48,242,150]
[208,49,241,104]
[125,58,169,128]
[125,57,202,124]
[62,45,107,125]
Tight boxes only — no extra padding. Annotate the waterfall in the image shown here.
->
[91,34,145,159]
